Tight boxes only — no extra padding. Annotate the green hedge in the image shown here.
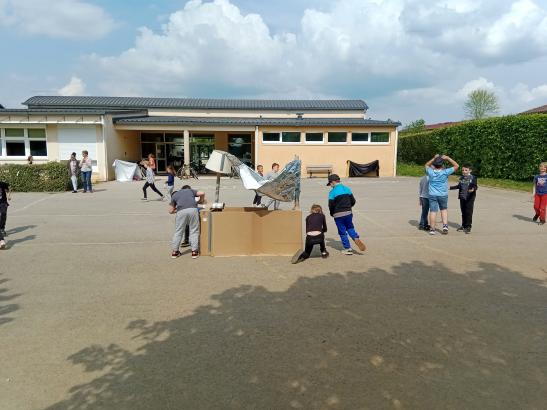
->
[0,162,74,192]
[398,114,547,180]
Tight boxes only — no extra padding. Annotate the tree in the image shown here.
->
[402,119,426,134]
[464,89,500,119]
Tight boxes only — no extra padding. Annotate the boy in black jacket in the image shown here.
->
[450,164,478,233]
[0,180,10,249]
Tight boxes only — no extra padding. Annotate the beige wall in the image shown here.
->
[257,126,397,177]
[148,109,364,119]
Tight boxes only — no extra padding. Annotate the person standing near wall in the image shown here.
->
[67,152,80,193]
[80,150,93,193]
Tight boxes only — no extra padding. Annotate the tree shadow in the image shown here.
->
[45,262,547,410]
[0,274,20,326]
[512,214,534,223]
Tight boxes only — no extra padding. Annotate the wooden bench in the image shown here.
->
[306,164,333,178]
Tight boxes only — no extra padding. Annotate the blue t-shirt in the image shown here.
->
[426,167,455,197]
[535,174,547,195]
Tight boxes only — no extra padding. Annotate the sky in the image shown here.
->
[1,0,546,125]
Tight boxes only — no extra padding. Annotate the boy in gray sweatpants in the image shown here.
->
[169,185,205,259]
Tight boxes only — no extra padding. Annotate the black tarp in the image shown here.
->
[348,160,379,177]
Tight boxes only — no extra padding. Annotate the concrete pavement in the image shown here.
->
[1,176,546,409]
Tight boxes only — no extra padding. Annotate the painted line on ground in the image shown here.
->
[10,196,53,214]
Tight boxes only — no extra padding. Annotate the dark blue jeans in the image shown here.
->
[81,171,92,192]
[419,197,430,228]
[334,214,360,250]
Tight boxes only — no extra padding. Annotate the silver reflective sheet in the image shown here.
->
[223,152,301,202]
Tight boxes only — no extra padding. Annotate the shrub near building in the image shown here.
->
[398,114,547,180]
[0,162,72,192]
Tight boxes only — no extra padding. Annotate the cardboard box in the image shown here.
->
[199,207,302,256]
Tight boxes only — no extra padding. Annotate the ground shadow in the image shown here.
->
[0,274,20,326]
[408,219,460,229]
[7,235,36,248]
[512,214,534,223]
[325,238,364,255]
[45,262,547,410]
[6,225,37,235]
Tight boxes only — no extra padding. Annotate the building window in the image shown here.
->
[305,132,324,143]
[263,132,301,143]
[263,132,280,142]
[328,132,347,143]
[1,128,47,158]
[228,134,252,165]
[371,132,390,143]
[282,132,300,143]
[352,132,369,142]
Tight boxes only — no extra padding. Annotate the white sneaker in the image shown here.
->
[341,248,353,255]
[0,240,6,249]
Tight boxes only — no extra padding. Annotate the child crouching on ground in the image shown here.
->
[450,164,478,233]
[292,204,329,263]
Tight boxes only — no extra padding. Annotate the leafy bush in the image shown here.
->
[0,161,74,192]
[398,115,547,180]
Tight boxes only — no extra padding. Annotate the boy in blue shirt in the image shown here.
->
[327,174,366,255]
[425,155,459,235]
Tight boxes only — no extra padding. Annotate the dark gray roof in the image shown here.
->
[0,108,145,115]
[24,96,368,112]
[113,116,400,127]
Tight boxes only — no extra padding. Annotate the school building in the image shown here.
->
[0,96,400,179]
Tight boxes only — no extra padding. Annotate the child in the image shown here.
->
[450,164,478,233]
[0,179,10,249]
[425,154,459,235]
[80,150,93,193]
[67,152,79,193]
[327,174,366,255]
[292,204,329,263]
[148,153,156,174]
[170,185,205,259]
[532,162,547,225]
[252,165,264,207]
[418,174,430,230]
[264,163,281,210]
[166,165,176,199]
[141,161,164,201]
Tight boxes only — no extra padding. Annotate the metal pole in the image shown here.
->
[215,172,221,204]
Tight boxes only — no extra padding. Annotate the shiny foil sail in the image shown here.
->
[224,152,301,202]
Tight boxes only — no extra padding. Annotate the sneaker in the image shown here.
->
[456,226,464,232]
[0,229,6,237]
[354,238,367,251]
[180,241,190,248]
[418,225,426,231]
[532,214,539,222]
[321,251,329,259]
[539,220,546,225]
[191,250,199,259]
[171,250,182,259]
[159,196,165,201]
[425,225,431,231]
[141,198,148,201]
[82,191,87,193]
[0,240,5,249]
[464,228,471,234]
[341,248,353,255]
[72,190,77,193]
[442,225,449,235]
[291,249,305,264]
[429,229,436,235]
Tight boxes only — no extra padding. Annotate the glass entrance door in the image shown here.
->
[190,134,214,173]
[155,143,166,173]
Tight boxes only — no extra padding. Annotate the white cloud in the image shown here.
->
[456,77,497,99]
[0,0,114,39]
[510,83,547,104]
[58,76,86,96]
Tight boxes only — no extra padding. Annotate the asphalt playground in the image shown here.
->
[1,176,546,409]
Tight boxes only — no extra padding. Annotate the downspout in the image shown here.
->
[254,125,259,168]
[101,115,109,181]
[393,127,399,177]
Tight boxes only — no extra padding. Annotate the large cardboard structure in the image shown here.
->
[199,207,302,256]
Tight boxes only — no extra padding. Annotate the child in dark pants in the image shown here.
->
[292,204,329,263]
[252,165,264,206]
[450,164,478,233]
[0,180,10,249]
[418,175,430,230]
[141,161,164,201]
